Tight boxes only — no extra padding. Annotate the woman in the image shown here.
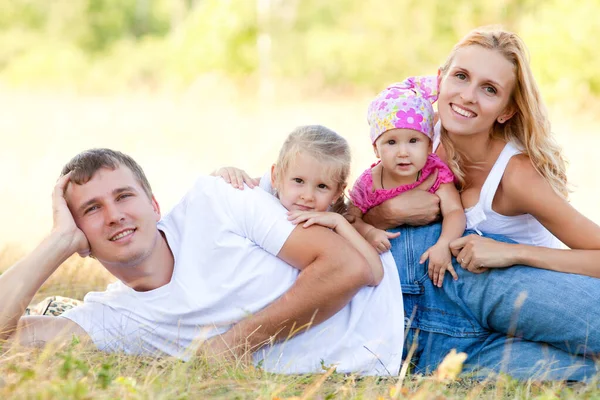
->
[365,26,600,380]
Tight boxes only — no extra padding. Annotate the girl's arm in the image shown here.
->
[419,183,464,286]
[436,182,466,245]
[347,203,401,254]
[287,211,384,286]
[452,155,600,277]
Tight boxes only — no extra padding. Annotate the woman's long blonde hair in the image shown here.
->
[273,125,351,213]
[439,26,569,198]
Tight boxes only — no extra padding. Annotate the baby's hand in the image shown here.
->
[287,210,345,231]
[420,241,458,287]
[365,228,401,254]
[211,167,259,190]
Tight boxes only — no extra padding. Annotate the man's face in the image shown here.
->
[65,166,161,269]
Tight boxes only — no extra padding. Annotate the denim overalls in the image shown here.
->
[389,222,599,381]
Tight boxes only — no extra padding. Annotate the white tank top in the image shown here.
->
[433,123,561,248]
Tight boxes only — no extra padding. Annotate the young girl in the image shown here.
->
[215,124,405,375]
[348,76,466,287]
[215,125,385,284]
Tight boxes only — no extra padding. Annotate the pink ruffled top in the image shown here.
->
[349,154,455,214]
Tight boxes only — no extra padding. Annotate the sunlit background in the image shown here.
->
[1,0,599,253]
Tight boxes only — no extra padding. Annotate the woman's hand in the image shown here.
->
[449,234,515,273]
[287,210,345,230]
[211,167,259,190]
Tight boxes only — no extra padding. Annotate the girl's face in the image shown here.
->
[272,152,343,212]
[374,128,430,180]
[438,45,517,138]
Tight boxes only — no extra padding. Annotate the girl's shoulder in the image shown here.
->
[422,153,455,184]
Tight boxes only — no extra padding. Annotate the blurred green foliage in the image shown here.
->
[0,0,598,100]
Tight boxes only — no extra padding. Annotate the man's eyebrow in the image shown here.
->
[78,186,138,214]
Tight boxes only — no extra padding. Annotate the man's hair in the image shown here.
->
[60,148,153,199]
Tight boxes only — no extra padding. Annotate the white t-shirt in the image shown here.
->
[62,176,404,375]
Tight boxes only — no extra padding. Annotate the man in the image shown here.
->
[0,148,403,375]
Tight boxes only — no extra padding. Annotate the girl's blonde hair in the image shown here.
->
[439,26,569,198]
[273,125,351,213]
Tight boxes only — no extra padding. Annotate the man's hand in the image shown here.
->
[363,170,441,229]
[53,172,90,257]
[196,327,255,366]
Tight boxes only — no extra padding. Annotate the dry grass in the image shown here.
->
[0,88,599,398]
[0,337,595,399]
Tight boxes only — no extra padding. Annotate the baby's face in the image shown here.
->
[274,153,341,212]
[374,128,431,179]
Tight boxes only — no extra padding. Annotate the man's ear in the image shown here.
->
[151,195,161,221]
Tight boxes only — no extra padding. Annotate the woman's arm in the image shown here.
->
[363,170,441,229]
[452,156,600,277]
[505,156,600,276]
[287,211,384,285]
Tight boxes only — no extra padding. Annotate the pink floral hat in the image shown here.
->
[367,76,439,143]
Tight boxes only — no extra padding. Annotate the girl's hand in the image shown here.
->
[420,242,458,287]
[449,234,514,273]
[211,167,259,190]
[287,211,345,230]
[364,228,401,254]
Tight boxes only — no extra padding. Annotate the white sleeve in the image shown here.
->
[61,302,136,353]
[222,179,295,256]
[186,176,295,257]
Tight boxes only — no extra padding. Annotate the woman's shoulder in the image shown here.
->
[503,153,539,187]
[500,153,553,210]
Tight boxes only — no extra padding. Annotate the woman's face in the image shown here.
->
[438,45,517,138]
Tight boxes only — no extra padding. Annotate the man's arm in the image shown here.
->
[363,171,441,229]
[204,223,373,357]
[0,173,91,344]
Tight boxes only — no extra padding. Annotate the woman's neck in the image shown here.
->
[448,131,498,164]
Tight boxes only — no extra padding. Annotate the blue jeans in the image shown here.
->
[389,223,599,381]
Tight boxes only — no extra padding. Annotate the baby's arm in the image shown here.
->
[211,167,260,189]
[420,182,466,286]
[436,182,467,245]
[287,211,384,286]
[347,203,400,254]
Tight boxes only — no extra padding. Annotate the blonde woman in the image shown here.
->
[365,27,600,380]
